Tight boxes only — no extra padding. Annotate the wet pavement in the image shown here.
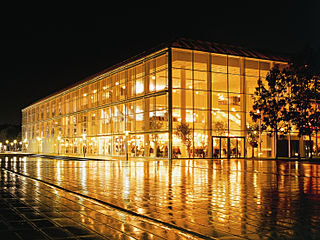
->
[0,156,320,239]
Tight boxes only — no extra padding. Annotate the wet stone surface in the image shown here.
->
[0,156,320,239]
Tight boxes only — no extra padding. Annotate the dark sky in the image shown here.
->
[2,2,320,125]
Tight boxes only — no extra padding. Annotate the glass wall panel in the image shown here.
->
[172,49,192,69]
[212,73,227,92]
[193,51,209,71]
[245,59,259,76]
[172,69,192,89]
[228,74,241,93]
[228,93,241,111]
[212,54,227,73]
[228,57,240,75]
[212,92,228,111]
[156,70,167,91]
[246,76,259,94]
[194,91,208,110]
[172,89,181,108]
[194,110,209,129]
[194,130,208,158]
[193,71,208,90]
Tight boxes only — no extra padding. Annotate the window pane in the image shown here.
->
[156,54,167,72]
[194,90,208,109]
[172,49,192,69]
[228,74,241,93]
[136,78,144,94]
[194,111,209,129]
[212,73,227,92]
[245,59,259,76]
[228,56,240,75]
[193,51,208,71]
[212,111,228,133]
[246,76,259,94]
[194,130,208,157]
[185,90,193,109]
[229,93,241,111]
[229,111,242,130]
[172,89,181,108]
[156,70,167,91]
[212,92,228,111]
[212,54,227,73]
[156,94,167,110]
[172,69,192,89]
[193,71,208,90]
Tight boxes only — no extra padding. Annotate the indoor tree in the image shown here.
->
[174,122,192,158]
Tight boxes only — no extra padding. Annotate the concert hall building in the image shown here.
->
[22,38,303,159]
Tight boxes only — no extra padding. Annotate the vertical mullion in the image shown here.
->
[168,48,173,159]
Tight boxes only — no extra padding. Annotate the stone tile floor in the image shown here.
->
[1,156,320,239]
[0,165,197,239]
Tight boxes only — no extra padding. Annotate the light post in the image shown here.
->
[5,140,9,152]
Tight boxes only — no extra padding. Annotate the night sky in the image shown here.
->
[2,3,319,125]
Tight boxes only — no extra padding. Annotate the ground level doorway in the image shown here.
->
[212,136,245,158]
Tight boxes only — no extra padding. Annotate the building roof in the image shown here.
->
[23,37,290,110]
[168,37,290,62]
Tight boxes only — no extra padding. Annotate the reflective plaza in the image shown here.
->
[0,156,319,239]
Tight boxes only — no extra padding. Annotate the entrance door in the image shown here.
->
[212,136,245,158]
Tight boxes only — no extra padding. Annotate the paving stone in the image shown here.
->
[1,157,320,239]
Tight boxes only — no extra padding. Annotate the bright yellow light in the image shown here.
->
[13,140,17,144]
[136,82,144,94]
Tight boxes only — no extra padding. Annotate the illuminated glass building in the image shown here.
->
[22,38,292,159]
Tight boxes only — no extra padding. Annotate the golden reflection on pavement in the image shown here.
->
[2,157,320,239]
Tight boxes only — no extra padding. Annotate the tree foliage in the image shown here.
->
[287,64,320,158]
[250,65,291,158]
[246,123,260,157]
[251,61,320,159]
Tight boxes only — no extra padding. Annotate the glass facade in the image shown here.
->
[22,45,290,159]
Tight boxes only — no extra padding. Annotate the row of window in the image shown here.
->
[22,52,169,124]
[172,48,284,76]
